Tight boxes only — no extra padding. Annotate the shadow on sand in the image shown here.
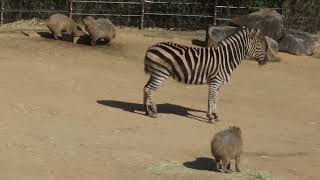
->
[37,31,111,46]
[183,157,218,172]
[191,39,207,47]
[97,100,209,123]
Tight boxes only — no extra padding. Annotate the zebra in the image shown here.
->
[143,27,267,123]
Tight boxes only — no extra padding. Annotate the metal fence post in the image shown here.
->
[140,0,145,29]
[226,4,230,19]
[213,0,217,26]
[0,0,4,26]
[280,1,286,29]
[69,0,73,18]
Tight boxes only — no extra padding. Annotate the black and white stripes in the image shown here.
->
[143,27,267,123]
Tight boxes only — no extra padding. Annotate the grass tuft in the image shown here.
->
[267,57,281,63]
[234,170,284,180]
[146,161,191,175]
[312,52,320,59]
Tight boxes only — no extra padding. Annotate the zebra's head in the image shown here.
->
[246,29,267,65]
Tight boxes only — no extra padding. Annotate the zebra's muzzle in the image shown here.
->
[258,56,267,65]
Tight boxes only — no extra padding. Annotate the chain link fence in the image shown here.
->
[0,0,319,32]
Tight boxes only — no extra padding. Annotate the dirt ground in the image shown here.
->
[0,26,320,180]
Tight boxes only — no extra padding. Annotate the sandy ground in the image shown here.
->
[0,27,319,180]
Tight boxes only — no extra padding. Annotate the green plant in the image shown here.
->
[312,52,320,59]
[235,170,283,180]
[268,57,281,63]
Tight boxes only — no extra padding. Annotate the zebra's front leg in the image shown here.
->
[212,91,219,121]
[207,84,219,123]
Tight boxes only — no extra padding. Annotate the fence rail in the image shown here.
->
[4,9,68,13]
[0,0,319,32]
[72,12,141,17]
[73,0,141,4]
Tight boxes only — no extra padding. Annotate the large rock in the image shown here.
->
[206,26,237,47]
[264,36,279,61]
[231,9,283,41]
[278,29,317,55]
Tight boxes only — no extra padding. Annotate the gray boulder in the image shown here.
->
[278,29,317,55]
[206,26,237,47]
[231,8,283,41]
[264,36,279,61]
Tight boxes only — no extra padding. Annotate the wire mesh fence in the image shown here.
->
[0,0,319,32]
[1,0,67,24]
[282,2,320,33]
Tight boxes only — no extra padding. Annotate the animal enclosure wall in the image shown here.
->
[0,0,319,32]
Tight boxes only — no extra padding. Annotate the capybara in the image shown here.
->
[211,126,243,173]
[83,16,116,46]
[47,13,85,43]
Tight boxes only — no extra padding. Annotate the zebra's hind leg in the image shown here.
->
[143,90,157,117]
[143,75,167,118]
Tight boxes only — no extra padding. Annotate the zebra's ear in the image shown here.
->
[249,28,260,38]
[256,29,261,37]
[249,29,256,38]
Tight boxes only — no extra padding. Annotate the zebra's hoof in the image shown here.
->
[212,113,219,121]
[146,111,158,118]
[149,113,158,118]
[207,114,215,122]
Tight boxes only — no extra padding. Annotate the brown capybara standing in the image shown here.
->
[211,126,243,173]
[83,16,116,46]
[47,13,85,43]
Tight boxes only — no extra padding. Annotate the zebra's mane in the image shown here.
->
[157,27,253,51]
[215,27,250,48]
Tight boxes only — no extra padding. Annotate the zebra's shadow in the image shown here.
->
[97,100,208,123]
